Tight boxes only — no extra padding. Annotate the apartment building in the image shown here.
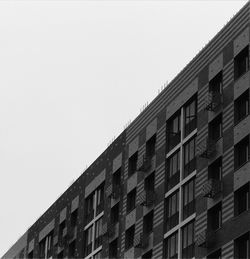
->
[2,2,250,259]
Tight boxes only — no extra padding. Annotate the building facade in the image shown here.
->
[2,2,250,259]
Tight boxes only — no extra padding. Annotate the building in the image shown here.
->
[2,2,250,259]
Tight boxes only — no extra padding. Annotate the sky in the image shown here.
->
[0,0,248,256]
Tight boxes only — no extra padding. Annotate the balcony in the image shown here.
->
[204,91,222,112]
[202,179,222,198]
[134,233,149,249]
[138,190,156,207]
[198,138,216,159]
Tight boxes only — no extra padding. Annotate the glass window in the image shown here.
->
[125,225,135,250]
[234,46,249,80]
[182,221,194,259]
[235,233,249,259]
[183,178,195,220]
[128,152,138,177]
[165,232,178,259]
[184,97,197,137]
[234,136,249,170]
[167,150,180,190]
[109,239,118,258]
[166,191,179,231]
[127,188,136,213]
[143,211,153,235]
[207,203,222,231]
[235,184,249,216]
[235,90,249,124]
[84,225,93,256]
[184,137,196,177]
[95,217,103,249]
[208,157,222,180]
[93,251,102,259]
[146,134,156,159]
[167,112,181,151]
[209,114,222,142]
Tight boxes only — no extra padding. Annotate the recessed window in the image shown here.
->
[70,209,78,228]
[209,72,223,94]
[234,46,249,80]
[182,221,195,259]
[235,184,249,216]
[145,172,155,192]
[207,249,221,259]
[234,136,249,170]
[125,225,135,250]
[183,178,195,220]
[184,96,197,137]
[113,168,121,187]
[84,225,93,256]
[167,112,181,151]
[166,150,180,191]
[94,217,103,249]
[85,193,94,224]
[165,232,178,259]
[234,233,250,259]
[111,202,119,224]
[68,240,76,259]
[184,137,196,177]
[128,152,138,177]
[109,238,118,258]
[235,90,249,124]
[209,114,222,142]
[208,157,222,180]
[207,203,222,232]
[165,191,179,231]
[127,188,136,213]
[142,249,152,259]
[143,211,153,235]
[146,134,156,159]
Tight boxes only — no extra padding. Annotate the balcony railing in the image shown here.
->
[183,200,195,220]
[202,179,222,198]
[184,157,196,177]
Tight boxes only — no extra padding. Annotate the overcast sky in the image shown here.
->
[0,0,248,256]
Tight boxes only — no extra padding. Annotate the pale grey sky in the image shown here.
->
[0,0,247,256]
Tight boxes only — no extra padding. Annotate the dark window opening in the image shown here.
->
[128,152,138,177]
[85,194,94,224]
[234,136,249,170]
[27,251,33,259]
[142,250,152,259]
[127,188,136,213]
[209,72,223,94]
[207,249,221,259]
[235,184,249,216]
[209,114,222,142]
[183,178,195,220]
[109,238,118,258]
[96,184,104,215]
[68,241,76,259]
[57,250,64,259]
[59,220,66,239]
[84,226,93,256]
[70,209,78,228]
[165,232,178,259]
[165,191,179,232]
[167,112,181,151]
[184,96,197,137]
[145,172,155,192]
[208,157,222,180]
[184,137,196,177]
[207,203,222,232]
[111,202,119,224]
[235,232,249,259]
[182,221,194,259]
[166,150,180,191]
[94,217,103,249]
[113,168,121,187]
[125,225,135,250]
[235,90,249,124]
[143,211,153,235]
[146,134,156,159]
[234,46,249,80]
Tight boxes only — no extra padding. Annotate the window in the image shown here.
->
[27,251,33,259]
[165,232,178,259]
[208,157,222,180]
[235,136,249,170]
[146,134,156,159]
[184,96,197,137]
[234,45,249,80]
[235,184,249,216]
[59,220,66,238]
[209,72,223,94]
[85,194,94,224]
[166,191,179,231]
[109,238,118,258]
[111,203,119,224]
[57,251,63,259]
[128,152,138,177]
[235,233,249,259]
[84,225,93,256]
[113,168,121,187]
[182,221,195,259]
[68,241,76,259]
[207,203,222,232]
[143,211,153,235]
[184,137,196,177]
[145,172,155,192]
[94,217,103,249]
[235,90,249,124]
[183,178,195,220]
[209,114,222,142]
[70,209,78,228]
[93,251,101,259]
[96,184,104,215]
[125,225,135,250]
[167,112,181,151]
[39,232,53,259]
[166,150,180,191]
[127,188,136,213]
[142,250,152,259]
[207,249,221,259]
